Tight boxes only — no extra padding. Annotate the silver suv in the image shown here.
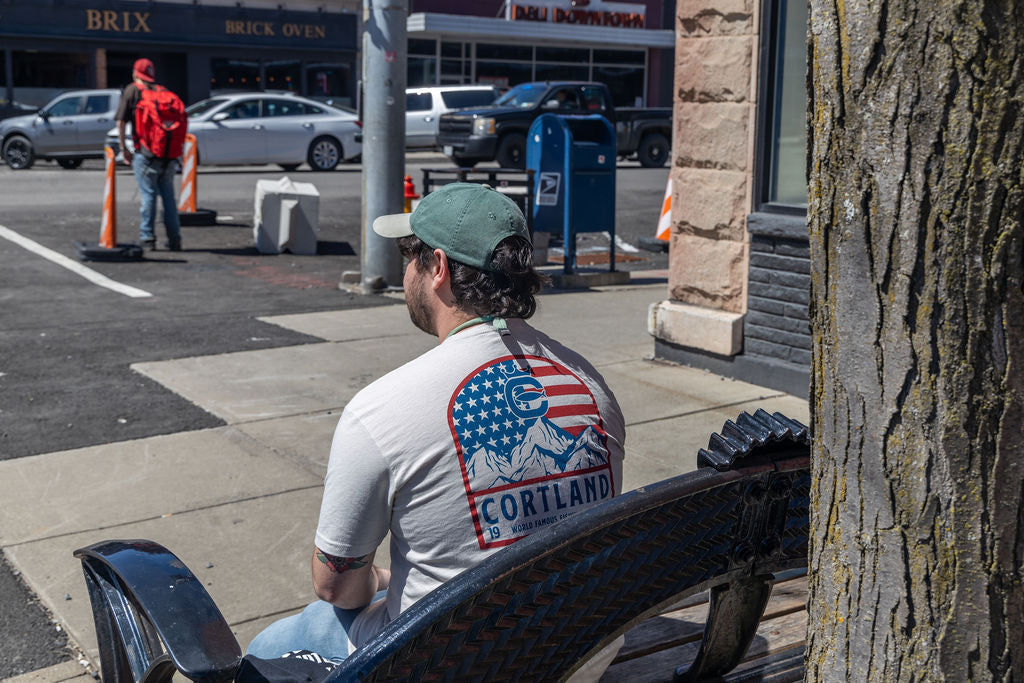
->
[0,89,121,170]
[406,85,498,149]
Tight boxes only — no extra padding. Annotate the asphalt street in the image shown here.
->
[0,152,670,676]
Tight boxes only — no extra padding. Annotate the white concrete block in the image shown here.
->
[253,177,320,255]
[648,300,744,356]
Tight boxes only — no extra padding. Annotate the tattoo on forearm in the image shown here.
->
[316,549,370,574]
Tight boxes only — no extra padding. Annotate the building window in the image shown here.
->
[210,59,260,91]
[404,39,649,104]
[408,39,438,87]
[476,61,532,89]
[476,43,531,61]
[593,65,643,106]
[535,63,589,82]
[593,49,646,106]
[306,62,354,108]
[440,41,469,84]
[12,51,90,107]
[266,60,301,93]
[759,0,808,209]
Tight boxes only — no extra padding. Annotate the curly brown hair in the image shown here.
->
[397,235,547,319]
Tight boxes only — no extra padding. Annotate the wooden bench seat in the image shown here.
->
[74,409,810,682]
[604,572,806,681]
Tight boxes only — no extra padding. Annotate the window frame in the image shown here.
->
[752,0,808,217]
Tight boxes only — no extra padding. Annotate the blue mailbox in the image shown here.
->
[526,114,616,274]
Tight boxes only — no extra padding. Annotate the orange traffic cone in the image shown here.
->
[100,146,117,248]
[656,175,671,241]
[177,133,217,226]
[75,147,143,261]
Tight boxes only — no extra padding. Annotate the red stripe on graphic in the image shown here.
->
[543,384,594,398]
[547,404,599,419]
[532,365,566,377]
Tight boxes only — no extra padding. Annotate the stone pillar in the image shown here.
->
[648,0,758,357]
[94,49,107,89]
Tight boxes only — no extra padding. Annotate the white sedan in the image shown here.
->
[109,92,361,171]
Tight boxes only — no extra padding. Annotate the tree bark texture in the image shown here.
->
[807,0,1024,680]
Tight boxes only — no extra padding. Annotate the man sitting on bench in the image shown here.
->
[246,183,626,666]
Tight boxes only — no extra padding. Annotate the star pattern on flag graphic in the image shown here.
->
[451,360,532,457]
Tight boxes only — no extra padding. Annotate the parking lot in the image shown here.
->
[0,150,670,460]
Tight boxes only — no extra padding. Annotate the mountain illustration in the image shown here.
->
[563,426,609,471]
[465,418,607,491]
[466,445,515,489]
[506,418,574,478]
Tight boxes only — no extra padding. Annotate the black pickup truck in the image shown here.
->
[437,81,672,169]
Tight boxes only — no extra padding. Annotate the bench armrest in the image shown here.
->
[74,539,242,682]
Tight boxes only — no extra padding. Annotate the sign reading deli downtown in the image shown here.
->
[509,0,646,28]
[0,0,356,50]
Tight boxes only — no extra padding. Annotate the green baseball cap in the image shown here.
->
[372,182,530,271]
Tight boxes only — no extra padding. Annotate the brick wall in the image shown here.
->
[745,234,810,367]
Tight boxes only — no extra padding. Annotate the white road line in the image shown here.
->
[0,224,153,299]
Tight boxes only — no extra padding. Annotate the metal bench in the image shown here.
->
[74,409,809,682]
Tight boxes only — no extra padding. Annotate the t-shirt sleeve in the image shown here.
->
[314,409,391,559]
[115,85,137,124]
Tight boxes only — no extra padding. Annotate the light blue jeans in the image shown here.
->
[133,154,181,244]
[245,592,387,663]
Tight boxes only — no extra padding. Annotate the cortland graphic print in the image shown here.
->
[449,355,615,549]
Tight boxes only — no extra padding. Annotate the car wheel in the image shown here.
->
[495,133,526,169]
[307,136,341,171]
[57,158,83,170]
[279,163,300,172]
[637,132,670,168]
[2,135,35,170]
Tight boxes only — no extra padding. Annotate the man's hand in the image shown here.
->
[312,547,386,610]
[117,121,133,165]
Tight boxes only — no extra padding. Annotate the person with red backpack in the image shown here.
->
[115,58,187,252]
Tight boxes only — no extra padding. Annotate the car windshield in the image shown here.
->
[187,98,230,119]
[494,84,547,109]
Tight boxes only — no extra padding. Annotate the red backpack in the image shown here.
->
[134,84,187,159]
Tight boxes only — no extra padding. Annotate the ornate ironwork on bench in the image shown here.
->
[73,409,810,682]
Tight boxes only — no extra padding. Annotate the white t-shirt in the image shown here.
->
[315,317,626,648]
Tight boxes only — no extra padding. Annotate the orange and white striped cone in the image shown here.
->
[178,134,197,214]
[74,146,143,260]
[655,174,671,242]
[99,146,117,248]
[177,133,218,226]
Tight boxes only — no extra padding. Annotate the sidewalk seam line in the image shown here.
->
[230,604,309,629]
[625,394,786,427]
[1,484,323,550]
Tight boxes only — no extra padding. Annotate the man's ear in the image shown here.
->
[430,248,449,291]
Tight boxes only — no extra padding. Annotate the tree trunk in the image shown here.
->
[806,0,1024,679]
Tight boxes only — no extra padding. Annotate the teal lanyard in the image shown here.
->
[446,315,505,339]
[446,315,493,339]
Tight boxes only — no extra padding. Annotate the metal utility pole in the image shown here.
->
[358,0,407,293]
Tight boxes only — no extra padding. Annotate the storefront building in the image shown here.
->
[0,0,360,110]
[648,0,811,397]
[1,0,672,114]
[406,0,676,107]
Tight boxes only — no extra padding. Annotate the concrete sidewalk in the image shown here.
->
[0,272,808,680]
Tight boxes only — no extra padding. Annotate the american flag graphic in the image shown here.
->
[449,355,614,548]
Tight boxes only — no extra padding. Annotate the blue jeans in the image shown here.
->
[133,154,181,244]
[245,592,387,663]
